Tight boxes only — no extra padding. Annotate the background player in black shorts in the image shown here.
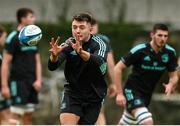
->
[113,24,178,125]
[48,13,109,124]
[0,25,8,124]
[90,17,116,125]
[1,8,42,124]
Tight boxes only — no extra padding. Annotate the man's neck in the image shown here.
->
[17,24,26,31]
[150,41,162,53]
[82,34,91,43]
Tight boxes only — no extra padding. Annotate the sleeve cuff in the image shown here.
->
[48,58,59,71]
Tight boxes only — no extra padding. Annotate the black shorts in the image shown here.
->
[9,79,38,105]
[124,88,147,113]
[60,92,103,125]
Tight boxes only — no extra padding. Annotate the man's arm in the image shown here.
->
[169,71,179,87]
[114,61,126,94]
[77,48,90,61]
[107,52,116,97]
[33,53,42,92]
[1,53,13,98]
[48,52,67,71]
[35,53,42,82]
[177,57,180,77]
[164,71,179,96]
[48,37,68,71]
[107,52,115,83]
[114,60,127,106]
[70,38,107,66]
[164,49,179,96]
[70,40,108,76]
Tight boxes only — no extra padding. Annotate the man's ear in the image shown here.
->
[90,25,93,32]
[150,32,154,38]
[21,17,26,24]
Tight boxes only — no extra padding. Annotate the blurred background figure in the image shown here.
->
[90,17,116,125]
[1,8,42,125]
[114,24,178,125]
[0,25,8,124]
[0,26,6,49]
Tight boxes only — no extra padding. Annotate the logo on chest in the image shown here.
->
[153,62,158,66]
[70,50,77,55]
[161,54,169,63]
[141,55,166,71]
[143,56,151,61]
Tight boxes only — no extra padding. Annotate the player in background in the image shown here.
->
[1,8,42,124]
[0,25,9,124]
[48,13,108,124]
[90,18,116,125]
[0,26,6,56]
[114,23,178,125]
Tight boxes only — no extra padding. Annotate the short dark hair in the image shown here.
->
[72,13,92,23]
[91,17,97,25]
[0,25,6,37]
[152,23,168,33]
[16,8,34,23]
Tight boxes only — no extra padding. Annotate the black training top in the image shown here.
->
[122,42,178,97]
[97,34,112,52]
[5,30,39,81]
[48,35,108,102]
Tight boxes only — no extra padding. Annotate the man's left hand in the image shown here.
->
[70,34,82,54]
[163,83,175,100]
[33,80,42,92]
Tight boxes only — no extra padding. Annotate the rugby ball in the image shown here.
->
[19,25,42,46]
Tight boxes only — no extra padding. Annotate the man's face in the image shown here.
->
[22,13,36,25]
[151,30,168,48]
[91,24,99,35]
[0,32,7,46]
[72,20,91,42]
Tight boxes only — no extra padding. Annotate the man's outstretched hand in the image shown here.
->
[69,34,82,54]
[49,36,68,62]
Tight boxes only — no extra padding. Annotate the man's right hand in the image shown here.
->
[116,93,126,107]
[1,85,10,98]
[49,36,68,62]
